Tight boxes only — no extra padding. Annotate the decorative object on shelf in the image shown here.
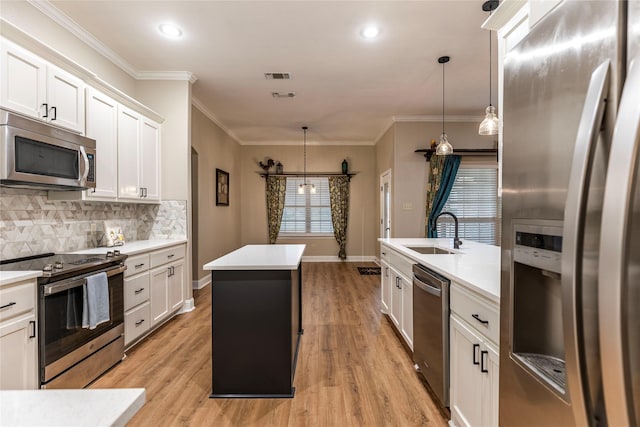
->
[341,159,349,174]
[298,126,315,194]
[436,56,454,156]
[216,168,229,206]
[430,139,437,150]
[275,161,283,174]
[479,0,500,136]
[259,158,275,174]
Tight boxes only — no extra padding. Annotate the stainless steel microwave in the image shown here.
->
[0,108,96,191]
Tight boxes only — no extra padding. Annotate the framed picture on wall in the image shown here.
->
[216,169,229,206]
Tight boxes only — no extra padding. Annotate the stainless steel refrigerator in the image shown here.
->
[500,1,640,425]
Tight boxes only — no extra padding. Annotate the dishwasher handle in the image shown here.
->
[413,274,442,297]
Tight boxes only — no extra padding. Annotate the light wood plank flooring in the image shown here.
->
[91,262,449,426]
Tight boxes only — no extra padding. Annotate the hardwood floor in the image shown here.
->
[91,262,449,426]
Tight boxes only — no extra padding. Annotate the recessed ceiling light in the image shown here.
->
[361,25,380,39]
[159,23,183,38]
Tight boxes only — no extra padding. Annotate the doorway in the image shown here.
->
[191,147,199,281]
[380,169,391,238]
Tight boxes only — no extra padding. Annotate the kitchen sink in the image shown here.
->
[404,246,454,255]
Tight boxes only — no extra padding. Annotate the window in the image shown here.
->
[436,163,501,245]
[279,177,334,236]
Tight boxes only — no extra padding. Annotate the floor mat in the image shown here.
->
[357,266,381,275]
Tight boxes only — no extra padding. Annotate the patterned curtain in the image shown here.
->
[265,176,287,244]
[427,155,461,237]
[328,176,350,260]
[425,154,446,236]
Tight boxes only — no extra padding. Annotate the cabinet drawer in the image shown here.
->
[125,302,150,345]
[380,244,391,262]
[125,254,150,277]
[0,281,35,323]
[389,250,414,279]
[124,273,150,311]
[150,245,185,268]
[451,284,499,345]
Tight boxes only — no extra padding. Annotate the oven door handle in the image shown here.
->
[43,265,127,296]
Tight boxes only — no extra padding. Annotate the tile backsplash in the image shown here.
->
[0,188,187,259]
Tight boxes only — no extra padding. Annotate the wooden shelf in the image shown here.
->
[414,148,498,161]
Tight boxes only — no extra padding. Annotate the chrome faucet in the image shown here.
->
[431,211,462,249]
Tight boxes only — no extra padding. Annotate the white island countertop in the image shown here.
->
[0,388,145,427]
[204,244,306,270]
[379,238,500,303]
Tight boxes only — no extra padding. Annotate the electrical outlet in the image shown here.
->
[90,223,97,232]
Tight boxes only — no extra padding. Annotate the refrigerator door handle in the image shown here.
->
[598,56,640,427]
[561,60,610,425]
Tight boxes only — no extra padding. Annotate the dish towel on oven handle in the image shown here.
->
[82,272,110,329]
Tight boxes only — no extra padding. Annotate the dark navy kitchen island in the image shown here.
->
[204,244,305,398]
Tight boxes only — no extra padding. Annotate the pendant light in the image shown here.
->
[436,56,453,156]
[478,0,500,135]
[298,126,316,194]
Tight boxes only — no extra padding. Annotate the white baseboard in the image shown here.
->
[192,275,210,290]
[178,298,195,314]
[301,255,377,262]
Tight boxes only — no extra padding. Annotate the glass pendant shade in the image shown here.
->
[479,105,499,135]
[436,132,453,156]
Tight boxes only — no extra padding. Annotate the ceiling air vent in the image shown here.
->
[264,72,291,80]
[272,92,296,98]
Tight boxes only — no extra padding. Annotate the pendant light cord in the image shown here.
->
[488,11,492,107]
[442,60,445,136]
[303,126,308,185]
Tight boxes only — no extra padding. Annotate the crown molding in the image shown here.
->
[240,140,376,146]
[27,0,139,78]
[138,71,198,83]
[393,115,484,122]
[191,97,242,144]
[372,118,395,144]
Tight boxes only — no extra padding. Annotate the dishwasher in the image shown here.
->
[412,263,450,408]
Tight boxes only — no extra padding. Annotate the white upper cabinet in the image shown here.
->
[140,119,161,201]
[0,38,85,133]
[85,88,118,200]
[118,105,161,202]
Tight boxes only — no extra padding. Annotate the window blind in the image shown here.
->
[279,177,334,235]
[436,166,501,245]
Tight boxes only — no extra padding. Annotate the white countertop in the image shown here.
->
[204,244,306,270]
[0,270,41,286]
[0,388,145,427]
[71,238,187,256]
[379,238,500,303]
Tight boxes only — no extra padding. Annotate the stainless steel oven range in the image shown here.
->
[0,251,126,388]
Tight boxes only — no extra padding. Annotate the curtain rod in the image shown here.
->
[259,172,356,180]
[414,148,498,161]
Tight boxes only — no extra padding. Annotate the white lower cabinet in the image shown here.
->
[450,284,499,427]
[380,260,391,314]
[0,279,38,389]
[380,243,413,350]
[123,243,185,347]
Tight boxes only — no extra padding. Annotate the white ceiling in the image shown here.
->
[48,0,498,145]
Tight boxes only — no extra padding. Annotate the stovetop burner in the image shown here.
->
[0,251,128,279]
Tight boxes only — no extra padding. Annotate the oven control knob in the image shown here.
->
[114,250,121,256]
[106,251,114,258]
[43,264,53,272]
[53,262,63,269]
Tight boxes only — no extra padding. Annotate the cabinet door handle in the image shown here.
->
[472,313,489,325]
[167,254,175,259]
[0,301,16,310]
[481,350,489,373]
[135,263,145,269]
[473,343,480,365]
[135,319,145,326]
[29,320,36,338]
[382,252,386,255]
[385,267,389,278]
[134,288,145,294]
[50,106,57,121]
[142,187,148,198]
[140,188,144,198]
[42,103,48,118]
